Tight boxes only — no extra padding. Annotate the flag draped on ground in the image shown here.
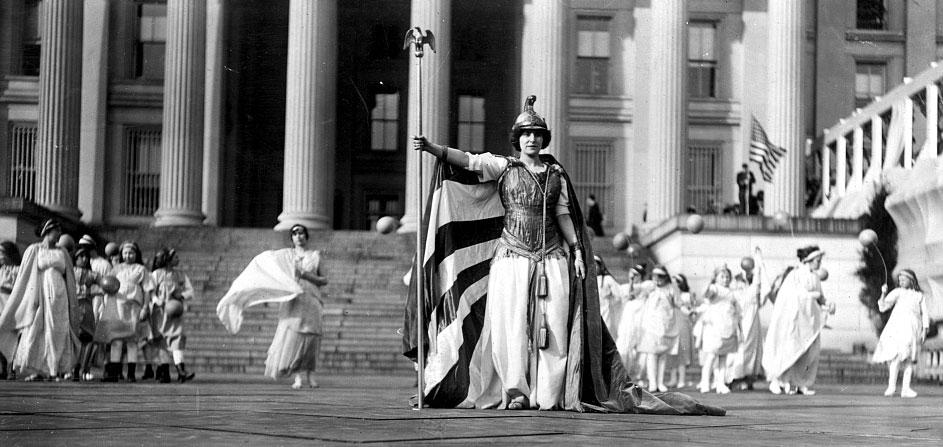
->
[750,116,787,182]
[401,157,724,415]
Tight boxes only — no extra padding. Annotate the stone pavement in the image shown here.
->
[2,373,942,446]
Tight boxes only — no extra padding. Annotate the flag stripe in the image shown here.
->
[749,116,787,182]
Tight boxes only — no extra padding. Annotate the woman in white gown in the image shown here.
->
[871,269,930,398]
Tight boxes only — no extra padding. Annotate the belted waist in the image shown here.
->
[494,229,565,262]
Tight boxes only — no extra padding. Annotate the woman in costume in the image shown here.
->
[149,247,196,383]
[638,265,679,393]
[666,273,695,389]
[617,264,650,386]
[726,248,766,390]
[410,96,722,415]
[217,224,327,389]
[595,256,625,345]
[0,241,20,379]
[694,266,741,394]
[762,245,830,395]
[0,219,79,381]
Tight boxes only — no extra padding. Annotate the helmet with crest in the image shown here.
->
[509,95,551,150]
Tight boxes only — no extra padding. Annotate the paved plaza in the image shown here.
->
[1,373,942,446]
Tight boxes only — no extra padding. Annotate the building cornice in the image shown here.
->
[0,76,39,104]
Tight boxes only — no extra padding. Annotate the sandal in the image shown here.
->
[507,396,527,410]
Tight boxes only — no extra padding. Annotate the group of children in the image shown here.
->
[0,227,196,384]
[595,248,933,399]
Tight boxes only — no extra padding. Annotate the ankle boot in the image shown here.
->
[157,364,172,383]
[101,363,119,382]
[142,364,155,380]
[126,363,137,382]
[175,363,195,383]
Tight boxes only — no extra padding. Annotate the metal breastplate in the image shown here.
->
[498,164,563,253]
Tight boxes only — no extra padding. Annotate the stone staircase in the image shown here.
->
[99,227,415,376]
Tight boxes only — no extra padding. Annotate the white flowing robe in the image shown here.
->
[871,288,929,363]
[761,267,824,387]
[726,277,764,382]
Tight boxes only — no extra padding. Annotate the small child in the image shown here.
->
[637,265,678,393]
[71,247,100,381]
[617,264,649,386]
[695,266,742,394]
[93,275,133,382]
[666,274,696,389]
[149,247,196,383]
[595,256,625,342]
[106,241,155,382]
[871,269,930,398]
[0,241,20,379]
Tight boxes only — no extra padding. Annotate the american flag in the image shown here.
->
[749,116,787,182]
[401,157,725,415]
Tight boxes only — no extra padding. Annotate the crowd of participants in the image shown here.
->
[595,244,931,398]
[0,218,195,383]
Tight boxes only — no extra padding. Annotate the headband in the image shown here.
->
[802,249,824,263]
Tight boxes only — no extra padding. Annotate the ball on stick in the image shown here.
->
[686,214,705,234]
[772,211,790,230]
[612,232,629,250]
[104,242,120,257]
[858,229,878,247]
[165,299,185,319]
[627,242,642,256]
[99,275,120,294]
[817,268,829,281]
[57,234,75,252]
[376,216,399,234]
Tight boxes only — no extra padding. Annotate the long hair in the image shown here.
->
[151,247,176,271]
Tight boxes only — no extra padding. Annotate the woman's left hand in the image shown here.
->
[574,257,585,279]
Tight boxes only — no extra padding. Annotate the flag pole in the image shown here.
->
[404,27,435,411]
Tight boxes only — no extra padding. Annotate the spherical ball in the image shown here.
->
[858,229,878,247]
[165,299,185,319]
[740,256,755,271]
[612,232,629,250]
[57,234,75,252]
[104,242,120,257]
[772,211,790,229]
[627,243,642,256]
[99,275,120,294]
[686,214,705,234]
[376,216,399,234]
[817,268,829,281]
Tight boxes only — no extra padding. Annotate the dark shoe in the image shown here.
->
[142,364,155,380]
[126,363,137,383]
[100,363,119,382]
[175,363,195,383]
[157,364,172,383]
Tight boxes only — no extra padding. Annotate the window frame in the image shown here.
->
[688,20,718,99]
[131,1,168,81]
[854,61,887,108]
[456,94,486,153]
[574,15,612,95]
[855,0,887,31]
[370,91,401,152]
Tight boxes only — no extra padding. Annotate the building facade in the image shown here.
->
[1,0,942,234]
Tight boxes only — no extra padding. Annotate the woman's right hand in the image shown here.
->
[412,135,430,152]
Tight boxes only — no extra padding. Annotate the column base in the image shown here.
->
[274,212,330,231]
[154,208,206,227]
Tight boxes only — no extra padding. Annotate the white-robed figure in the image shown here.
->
[871,269,930,398]
[412,96,587,410]
[726,248,766,390]
[616,264,650,385]
[762,245,832,395]
[694,266,741,394]
[0,219,79,381]
[637,265,679,393]
[595,256,625,342]
[218,224,327,389]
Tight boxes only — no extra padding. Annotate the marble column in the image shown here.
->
[764,0,805,216]
[79,0,110,224]
[35,0,83,219]
[154,0,206,226]
[520,0,566,160]
[202,0,225,226]
[275,0,337,231]
[399,0,451,233]
[646,0,686,224]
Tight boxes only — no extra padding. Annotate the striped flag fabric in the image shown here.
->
[401,161,504,407]
[749,116,787,182]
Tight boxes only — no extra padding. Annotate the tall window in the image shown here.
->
[855,62,886,108]
[575,16,611,95]
[572,140,614,220]
[7,123,38,200]
[457,95,485,153]
[856,0,886,30]
[688,21,717,99]
[685,143,722,214]
[122,127,161,216]
[21,0,43,76]
[135,2,167,80]
[371,92,399,151]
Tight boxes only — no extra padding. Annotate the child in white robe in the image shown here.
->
[871,269,929,398]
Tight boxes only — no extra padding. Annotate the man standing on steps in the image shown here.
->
[736,164,755,215]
